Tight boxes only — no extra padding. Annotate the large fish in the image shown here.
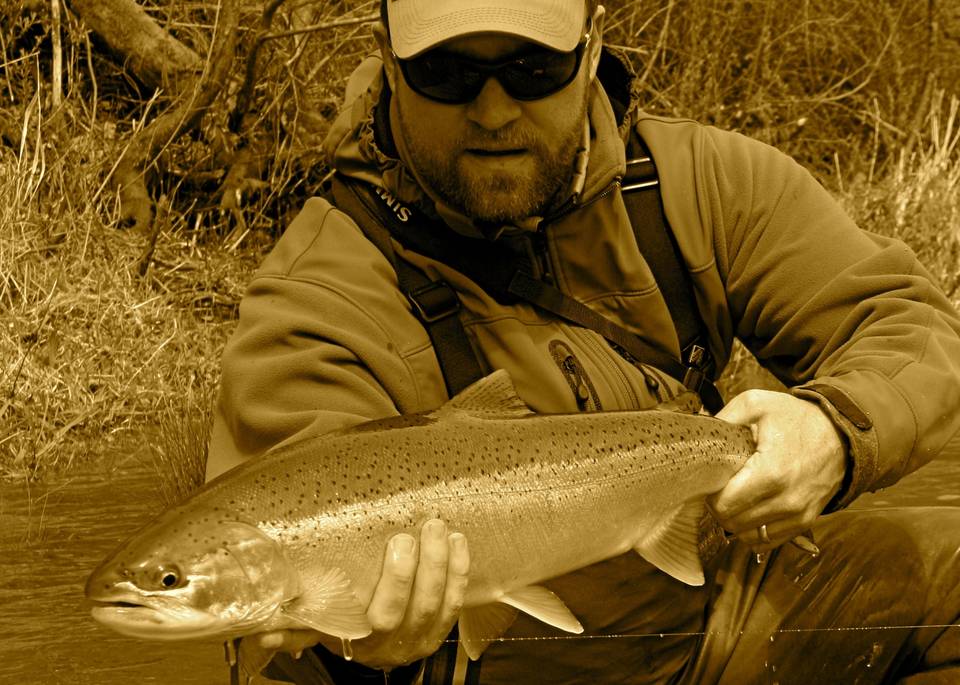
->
[86,370,755,664]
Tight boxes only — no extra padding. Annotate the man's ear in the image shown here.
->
[372,24,398,92]
[587,5,606,81]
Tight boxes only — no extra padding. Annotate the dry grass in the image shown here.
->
[0,86,258,478]
[605,0,960,178]
[1,0,958,480]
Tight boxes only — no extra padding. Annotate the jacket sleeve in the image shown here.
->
[206,197,446,481]
[700,127,960,508]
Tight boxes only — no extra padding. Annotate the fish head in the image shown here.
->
[86,515,299,641]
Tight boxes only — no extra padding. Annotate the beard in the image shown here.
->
[397,101,587,225]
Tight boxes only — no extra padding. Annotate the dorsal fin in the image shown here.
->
[441,369,534,418]
[654,391,703,414]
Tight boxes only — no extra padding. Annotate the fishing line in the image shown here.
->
[424,622,960,646]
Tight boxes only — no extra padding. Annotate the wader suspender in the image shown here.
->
[327,131,724,413]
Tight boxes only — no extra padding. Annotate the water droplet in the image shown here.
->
[341,637,353,661]
[866,641,883,668]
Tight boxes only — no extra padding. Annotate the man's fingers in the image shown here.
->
[413,531,470,651]
[439,533,470,625]
[405,520,450,631]
[368,533,418,632]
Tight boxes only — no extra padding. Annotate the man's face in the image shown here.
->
[380,24,600,225]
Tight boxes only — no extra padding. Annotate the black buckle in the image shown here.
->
[408,281,460,323]
[682,366,705,393]
[681,343,710,393]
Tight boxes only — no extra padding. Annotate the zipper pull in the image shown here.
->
[530,231,553,282]
[562,355,591,409]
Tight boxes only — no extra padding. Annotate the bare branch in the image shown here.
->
[96,0,239,250]
[68,0,202,91]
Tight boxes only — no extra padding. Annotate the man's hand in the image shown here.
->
[251,519,470,671]
[707,389,847,552]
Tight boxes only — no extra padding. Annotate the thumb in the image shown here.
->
[715,389,767,429]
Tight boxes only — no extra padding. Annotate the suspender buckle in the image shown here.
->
[681,343,725,413]
[682,366,705,393]
[408,281,460,323]
[622,156,659,192]
[685,343,708,369]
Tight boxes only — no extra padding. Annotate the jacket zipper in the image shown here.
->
[533,179,620,281]
[529,231,553,283]
[549,340,602,411]
[570,326,657,409]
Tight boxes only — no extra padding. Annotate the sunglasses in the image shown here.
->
[395,32,591,105]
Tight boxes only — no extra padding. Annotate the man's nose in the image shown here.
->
[465,77,522,131]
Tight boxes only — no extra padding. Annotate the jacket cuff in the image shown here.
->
[791,383,879,512]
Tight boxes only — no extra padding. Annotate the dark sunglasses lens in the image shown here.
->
[500,51,580,100]
[400,54,483,103]
[401,46,582,104]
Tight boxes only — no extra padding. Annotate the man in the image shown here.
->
[207,0,960,682]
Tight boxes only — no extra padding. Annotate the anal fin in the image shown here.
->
[458,585,583,661]
[500,585,583,635]
[280,566,372,639]
[458,603,518,660]
[635,499,707,586]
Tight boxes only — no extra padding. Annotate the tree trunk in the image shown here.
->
[68,0,200,91]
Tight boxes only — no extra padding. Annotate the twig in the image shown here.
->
[263,12,379,39]
[634,0,673,93]
[133,0,241,274]
[51,0,63,108]
[84,31,98,126]
[228,0,290,133]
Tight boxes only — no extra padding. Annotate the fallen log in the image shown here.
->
[68,0,201,91]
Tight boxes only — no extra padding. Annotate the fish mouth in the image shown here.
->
[88,596,220,640]
[89,599,146,610]
[90,601,169,633]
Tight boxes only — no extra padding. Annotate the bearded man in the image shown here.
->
[207,1,960,682]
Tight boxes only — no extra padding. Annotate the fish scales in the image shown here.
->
[86,370,755,659]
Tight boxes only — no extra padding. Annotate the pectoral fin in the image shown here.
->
[634,499,707,586]
[281,567,371,639]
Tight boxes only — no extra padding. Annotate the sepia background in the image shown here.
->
[1,0,959,682]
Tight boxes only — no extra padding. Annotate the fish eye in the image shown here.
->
[159,568,181,589]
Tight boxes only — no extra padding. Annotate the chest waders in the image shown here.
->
[295,133,725,685]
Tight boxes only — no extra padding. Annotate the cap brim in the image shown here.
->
[388,0,587,59]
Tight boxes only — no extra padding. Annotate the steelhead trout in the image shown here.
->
[86,370,754,661]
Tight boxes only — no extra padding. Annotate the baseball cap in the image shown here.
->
[386,0,588,59]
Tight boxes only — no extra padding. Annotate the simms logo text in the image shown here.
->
[374,186,412,223]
